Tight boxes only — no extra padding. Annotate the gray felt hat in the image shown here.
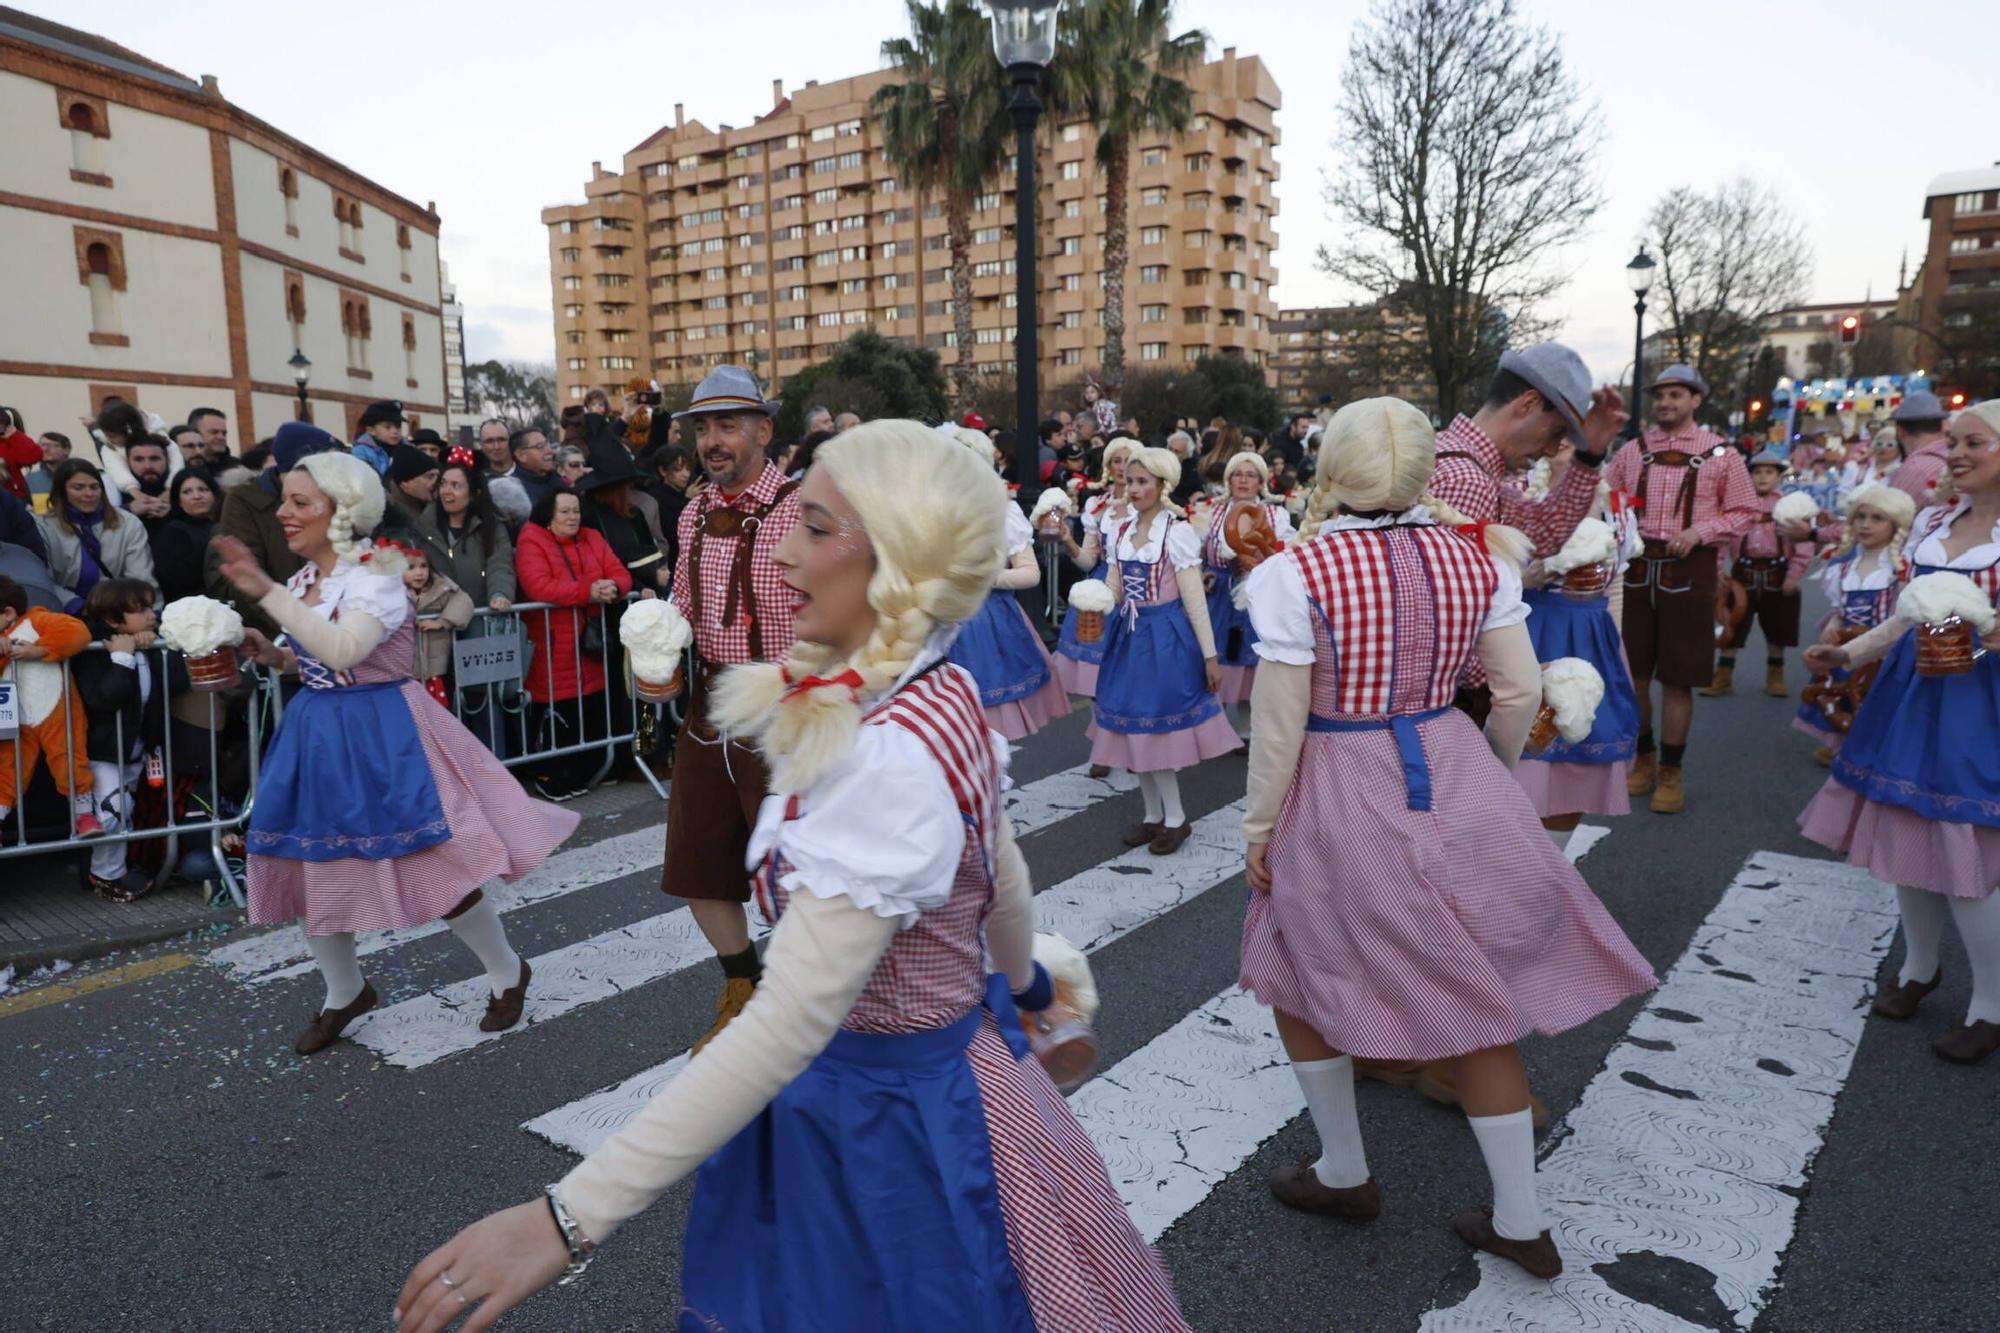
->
[672,364,780,421]
[1499,343,1592,444]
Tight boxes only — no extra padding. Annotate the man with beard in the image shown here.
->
[664,365,801,1051]
[121,436,174,530]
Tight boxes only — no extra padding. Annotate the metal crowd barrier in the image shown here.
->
[445,595,670,801]
[0,642,282,907]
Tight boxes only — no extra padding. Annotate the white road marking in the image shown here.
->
[1568,822,1610,864]
[1419,850,1897,1332]
[207,761,1137,986]
[522,800,1247,1154]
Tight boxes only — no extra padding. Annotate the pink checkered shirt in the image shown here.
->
[1604,425,1759,547]
[1292,524,1498,715]
[760,664,1001,1034]
[672,462,801,666]
[1429,415,1600,557]
[1889,439,1951,509]
[1723,491,1814,580]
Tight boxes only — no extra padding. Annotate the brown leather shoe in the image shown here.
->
[293,982,379,1055]
[479,958,533,1033]
[1415,1064,1550,1130]
[1268,1157,1381,1220]
[1450,1206,1562,1279]
[1122,821,1164,848]
[1626,750,1657,797]
[1147,821,1193,855]
[1813,744,1835,768]
[1088,763,1112,779]
[693,976,758,1055]
[1650,765,1686,814]
[1765,663,1789,697]
[1353,1057,1425,1087]
[1871,970,1941,1021]
[1933,1020,2000,1065]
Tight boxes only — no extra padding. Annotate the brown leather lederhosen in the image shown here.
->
[662,477,799,904]
[1727,516,1803,650]
[1621,449,1720,688]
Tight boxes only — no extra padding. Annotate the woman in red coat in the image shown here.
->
[515,488,631,800]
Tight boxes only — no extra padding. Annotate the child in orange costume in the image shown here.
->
[0,575,99,835]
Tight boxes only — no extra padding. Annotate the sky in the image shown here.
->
[48,0,2000,386]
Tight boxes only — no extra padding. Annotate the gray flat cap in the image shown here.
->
[1747,448,1788,470]
[1648,363,1709,398]
[672,364,780,420]
[1891,390,1945,422]
[1499,343,1592,444]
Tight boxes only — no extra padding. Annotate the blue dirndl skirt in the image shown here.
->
[1055,560,1110,668]
[679,975,1038,1333]
[955,588,1054,708]
[1205,562,1258,669]
[246,682,449,861]
[1830,633,2000,829]
[1522,588,1639,765]
[1094,600,1223,735]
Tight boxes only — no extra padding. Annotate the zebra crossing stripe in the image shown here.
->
[1419,849,1896,1332]
[206,761,1138,986]
[522,800,1249,1154]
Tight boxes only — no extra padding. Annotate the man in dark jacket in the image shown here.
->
[205,421,337,635]
[509,428,562,514]
[0,488,48,564]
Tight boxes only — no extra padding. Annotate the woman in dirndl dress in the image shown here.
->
[1513,498,1644,844]
[1053,438,1138,698]
[213,452,577,1056]
[1203,450,1296,736]
[1799,403,2000,1065]
[397,421,1190,1333]
[1791,483,1912,762]
[935,425,1071,740]
[1089,447,1242,855]
[1237,399,1656,1280]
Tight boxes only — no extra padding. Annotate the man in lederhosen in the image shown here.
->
[1604,365,1759,814]
[664,366,801,1049]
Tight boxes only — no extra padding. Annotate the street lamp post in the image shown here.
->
[289,348,313,422]
[987,0,1060,519]
[1625,248,1656,441]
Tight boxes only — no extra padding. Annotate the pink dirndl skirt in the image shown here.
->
[985,673,1073,742]
[1216,662,1255,706]
[1513,757,1632,819]
[1240,709,1656,1062]
[250,682,580,936]
[1053,651,1100,698]
[1798,780,2000,901]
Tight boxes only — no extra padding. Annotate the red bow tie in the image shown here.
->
[779,667,865,703]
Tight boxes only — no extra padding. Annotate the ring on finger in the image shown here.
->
[439,1271,460,1290]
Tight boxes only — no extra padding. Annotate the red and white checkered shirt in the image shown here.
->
[672,462,801,665]
[1292,524,1498,716]
[1889,439,1951,509]
[1604,425,1759,547]
[1722,491,1814,580]
[1429,415,1600,557]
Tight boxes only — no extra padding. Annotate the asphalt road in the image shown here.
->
[2,602,1993,1332]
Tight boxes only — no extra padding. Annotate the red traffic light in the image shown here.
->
[1749,399,1764,414]
[1951,392,1967,407]
[1839,314,1860,345]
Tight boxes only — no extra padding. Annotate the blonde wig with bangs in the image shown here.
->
[711,419,1006,793]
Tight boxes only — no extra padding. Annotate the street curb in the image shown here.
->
[1,913,236,974]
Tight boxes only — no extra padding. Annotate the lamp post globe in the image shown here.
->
[289,348,313,422]
[1625,248,1655,439]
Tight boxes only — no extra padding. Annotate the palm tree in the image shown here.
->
[1048,0,1206,393]
[873,0,1012,413]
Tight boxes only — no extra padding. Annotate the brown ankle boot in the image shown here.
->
[1650,764,1686,814]
[1700,662,1735,696]
[1626,750,1656,796]
[1765,662,1789,696]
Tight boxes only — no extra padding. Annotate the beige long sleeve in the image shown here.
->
[556,891,898,1245]
[981,821,1036,992]
[1243,660,1311,845]
[1477,621,1543,770]
[1839,615,1912,668]
[994,546,1040,591]
[255,587,385,672]
[1175,565,1218,658]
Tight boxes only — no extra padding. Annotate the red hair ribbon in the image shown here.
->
[1455,521,1492,544]
[779,666,865,703]
[359,535,421,563]
[446,445,478,469]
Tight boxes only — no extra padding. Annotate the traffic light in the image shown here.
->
[1839,315,1860,345]
[1951,392,1968,408]
[1749,398,1764,415]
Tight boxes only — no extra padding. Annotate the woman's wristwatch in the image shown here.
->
[543,1185,597,1285]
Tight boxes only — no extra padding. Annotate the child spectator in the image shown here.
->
[73,578,165,900]
[404,546,473,707]
[0,574,99,838]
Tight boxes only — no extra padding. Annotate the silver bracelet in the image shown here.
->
[543,1184,597,1286]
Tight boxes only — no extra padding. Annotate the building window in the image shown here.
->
[1949,236,1983,254]
[1187,230,1211,248]
[1061,274,1081,292]
[341,294,372,372]
[1954,191,1991,214]
[285,272,307,347]
[279,166,300,235]
[1140,342,1165,362]
[1060,161,1081,181]
[1141,147,1166,166]
[602,355,637,370]
[1222,271,1246,290]
[560,247,580,262]
[1061,124,1083,143]
[62,94,110,184]
[335,197,364,260]
[1140,264,1166,283]
[973,227,1002,245]
[1058,348,1081,366]
[1059,237,1081,256]
[1140,227,1167,246]
[563,303,584,317]
[1945,311,1974,328]
[1142,187,1168,207]
[1140,304,1167,323]
[1059,311,1082,329]
[76,232,126,344]
[1185,153,1210,173]
[402,313,418,387]
[397,224,412,282]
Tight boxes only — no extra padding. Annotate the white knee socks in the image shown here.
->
[1896,886,1949,987]
[1468,1108,1545,1241]
[446,892,523,998]
[1292,1056,1370,1189]
[1156,769,1186,829]
[1948,892,2000,1025]
[303,929,364,1011]
[1136,771,1165,824]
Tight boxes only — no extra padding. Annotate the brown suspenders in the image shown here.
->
[685,478,800,663]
